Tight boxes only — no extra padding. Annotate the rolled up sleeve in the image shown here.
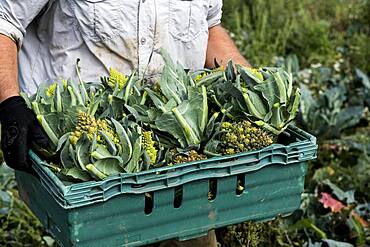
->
[207,0,223,28]
[0,0,49,48]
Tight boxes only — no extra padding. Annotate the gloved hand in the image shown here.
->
[0,96,49,171]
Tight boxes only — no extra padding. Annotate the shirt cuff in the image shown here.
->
[208,19,221,29]
[0,17,24,49]
[207,4,223,28]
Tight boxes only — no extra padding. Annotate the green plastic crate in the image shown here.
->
[15,126,317,247]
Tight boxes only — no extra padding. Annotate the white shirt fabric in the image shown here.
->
[0,0,223,95]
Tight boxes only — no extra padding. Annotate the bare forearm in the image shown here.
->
[0,34,19,102]
[205,25,251,68]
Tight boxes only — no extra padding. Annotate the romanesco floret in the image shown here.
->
[142,131,158,165]
[108,68,128,89]
[194,72,207,82]
[69,112,119,145]
[46,83,57,97]
[219,120,274,155]
[172,150,207,165]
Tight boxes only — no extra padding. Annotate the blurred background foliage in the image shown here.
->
[0,0,369,246]
[222,0,370,72]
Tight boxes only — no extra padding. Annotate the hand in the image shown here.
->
[0,96,49,171]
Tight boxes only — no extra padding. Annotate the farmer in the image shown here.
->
[0,1,249,246]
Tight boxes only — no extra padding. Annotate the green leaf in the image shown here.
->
[20,92,32,108]
[157,50,189,103]
[172,107,201,146]
[36,114,59,146]
[124,70,137,104]
[88,92,102,116]
[75,135,91,170]
[111,118,132,164]
[164,98,178,113]
[199,86,208,134]
[270,107,283,130]
[242,89,267,119]
[292,219,327,239]
[125,135,142,173]
[91,144,115,160]
[56,133,71,153]
[253,77,280,110]
[86,164,107,180]
[283,70,293,98]
[32,101,41,115]
[99,130,117,156]
[336,106,363,130]
[254,120,281,136]
[59,167,92,182]
[196,70,225,87]
[90,133,98,153]
[87,158,124,179]
[350,215,366,246]
[239,66,262,85]
[204,139,222,157]
[94,158,124,176]
[108,95,125,119]
[69,80,84,106]
[60,144,72,170]
[205,112,220,140]
[155,112,187,148]
[225,61,236,81]
[288,88,301,119]
[160,66,185,104]
[67,86,77,106]
[272,70,288,104]
[54,83,62,112]
[145,88,168,112]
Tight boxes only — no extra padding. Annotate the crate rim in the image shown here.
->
[27,125,317,209]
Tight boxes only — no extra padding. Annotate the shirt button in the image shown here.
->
[141,37,146,45]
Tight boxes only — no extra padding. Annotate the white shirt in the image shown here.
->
[0,0,223,95]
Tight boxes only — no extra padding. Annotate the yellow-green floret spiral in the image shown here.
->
[142,131,158,165]
[108,68,128,89]
[172,150,207,165]
[69,112,119,145]
[219,120,274,155]
[46,83,57,97]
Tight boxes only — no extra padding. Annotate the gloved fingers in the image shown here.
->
[1,125,31,172]
[30,120,50,149]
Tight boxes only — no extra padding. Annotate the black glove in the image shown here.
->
[0,96,49,171]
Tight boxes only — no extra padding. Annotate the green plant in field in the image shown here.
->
[222,0,370,71]
[0,165,55,247]
[298,64,369,139]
